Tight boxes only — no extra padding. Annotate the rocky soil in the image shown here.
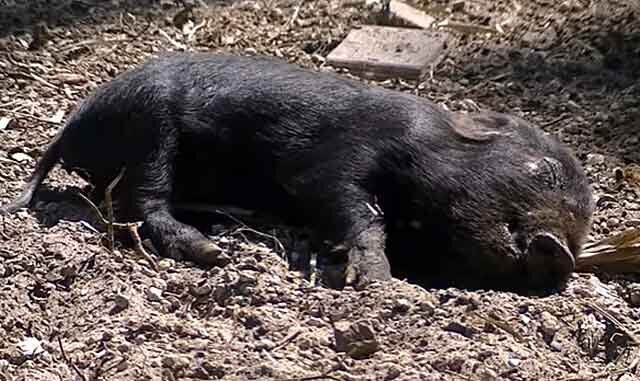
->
[1,0,640,380]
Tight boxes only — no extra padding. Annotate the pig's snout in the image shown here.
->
[523,232,575,287]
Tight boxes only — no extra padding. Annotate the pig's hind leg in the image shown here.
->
[122,117,225,266]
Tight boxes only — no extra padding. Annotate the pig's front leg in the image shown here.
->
[292,179,393,288]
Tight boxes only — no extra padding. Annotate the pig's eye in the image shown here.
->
[526,157,563,189]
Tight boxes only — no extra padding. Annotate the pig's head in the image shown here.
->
[384,110,594,292]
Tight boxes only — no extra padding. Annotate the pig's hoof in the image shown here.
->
[188,240,230,267]
[345,261,392,290]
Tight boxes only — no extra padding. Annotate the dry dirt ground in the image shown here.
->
[1,0,640,380]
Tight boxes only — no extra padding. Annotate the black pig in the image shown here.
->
[0,53,594,290]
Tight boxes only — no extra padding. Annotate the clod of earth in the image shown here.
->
[333,320,380,359]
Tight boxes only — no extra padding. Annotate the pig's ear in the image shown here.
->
[450,112,512,142]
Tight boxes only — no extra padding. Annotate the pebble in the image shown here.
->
[147,287,163,302]
[114,294,130,309]
[444,321,476,338]
[417,299,436,315]
[549,338,563,352]
[254,338,275,351]
[190,284,212,297]
[613,167,624,181]
[333,320,379,359]
[628,284,640,307]
[161,355,189,370]
[479,368,499,381]
[157,258,174,272]
[385,363,402,380]
[451,0,465,12]
[10,152,32,163]
[539,311,559,343]
[625,219,640,228]
[117,343,130,353]
[507,358,521,367]
[393,298,411,314]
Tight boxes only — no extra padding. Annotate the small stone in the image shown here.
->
[613,167,624,181]
[161,356,176,368]
[238,271,257,286]
[116,360,128,372]
[254,339,275,351]
[392,298,411,314]
[559,0,582,11]
[10,152,32,163]
[114,294,129,309]
[625,219,640,228]
[539,311,559,343]
[333,320,379,359]
[596,193,617,207]
[507,358,521,367]
[166,278,183,293]
[117,343,130,353]
[0,117,12,130]
[158,259,175,272]
[202,361,226,378]
[549,338,563,352]
[628,284,640,307]
[444,321,476,338]
[162,355,189,370]
[418,299,436,315]
[18,337,44,357]
[479,368,499,381]
[451,0,465,12]
[385,363,402,380]
[152,278,167,290]
[147,287,163,302]
[577,314,605,357]
[586,153,606,166]
[296,335,314,351]
[190,284,212,297]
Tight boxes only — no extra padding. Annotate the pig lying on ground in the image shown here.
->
[0,53,594,291]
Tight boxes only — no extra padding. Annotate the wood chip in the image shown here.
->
[577,228,640,273]
[56,73,86,85]
[49,109,66,124]
[0,116,12,130]
[389,0,436,29]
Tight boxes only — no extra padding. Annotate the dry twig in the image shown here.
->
[271,327,302,351]
[75,170,158,271]
[581,301,639,344]
[216,209,287,255]
[57,336,86,381]
[127,223,158,271]
[104,167,126,252]
[469,311,525,343]
[158,29,187,50]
